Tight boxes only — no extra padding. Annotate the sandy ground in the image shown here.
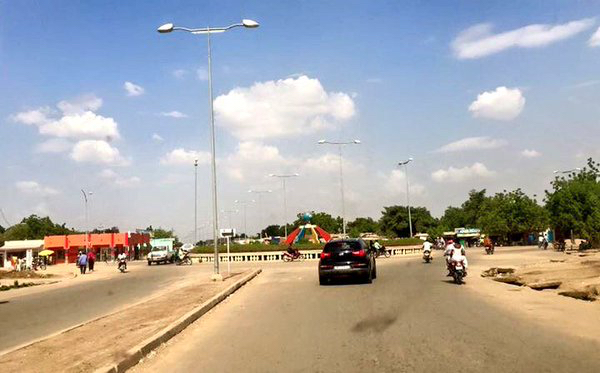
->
[468,246,600,344]
[0,271,247,373]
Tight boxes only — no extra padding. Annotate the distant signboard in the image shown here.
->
[219,228,236,238]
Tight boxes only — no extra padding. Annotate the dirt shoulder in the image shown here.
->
[0,271,249,373]
[467,246,600,343]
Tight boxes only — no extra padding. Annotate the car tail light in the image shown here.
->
[352,249,366,258]
[320,252,331,260]
[320,265,334,270]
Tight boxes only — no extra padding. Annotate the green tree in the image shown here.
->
[439,189,487,230]
[379,206,437,238]
[261,224,284,237]
[545,158,600,246]
[2,215,76,240]
[292,212,342,234]
[478,189,548,243]
[347,217,379,237]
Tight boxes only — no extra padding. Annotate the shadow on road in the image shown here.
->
[351,313,398,333]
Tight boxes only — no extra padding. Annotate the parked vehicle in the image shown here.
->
[282,251,304,262]
[32,257,47,271]
[423,250,432,263]
[318,239,376,285]
[147,246,174,265]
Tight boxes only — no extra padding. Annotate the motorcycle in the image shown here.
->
[423,250,432,263]
[176,253,193,266]
[485,245,495,255]
[451,259,466,285]
[282,251,304,262]
[118,258,127,273]
[32,257,47,271]
[374,246,391,258]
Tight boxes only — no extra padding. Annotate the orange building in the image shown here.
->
[44,232,150,263]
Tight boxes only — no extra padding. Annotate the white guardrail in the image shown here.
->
[190,245,422,263]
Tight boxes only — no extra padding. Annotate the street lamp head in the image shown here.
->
[294,173,300,176]
[318,139,326,144]
[157,23,174,33]
[268,173,275,177]
[408,157,414,161]
[242,19,260,28]
[353,139,361,144]
[575,167,582,171]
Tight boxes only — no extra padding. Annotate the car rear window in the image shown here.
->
[323,241,362,252]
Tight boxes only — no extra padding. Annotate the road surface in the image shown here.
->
[0,261,215,352]
[132,250,600,373]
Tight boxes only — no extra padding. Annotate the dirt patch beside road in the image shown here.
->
[0,271,248,373]
[482,252,600,301]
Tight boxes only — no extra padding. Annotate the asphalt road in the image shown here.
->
[0,261,213,352]
[133,251,600,373]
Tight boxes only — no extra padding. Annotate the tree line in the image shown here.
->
[261,158,600,247]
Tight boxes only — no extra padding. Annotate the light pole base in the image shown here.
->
[211,273,224,282]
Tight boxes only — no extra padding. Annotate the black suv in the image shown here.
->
[318,239,376,285]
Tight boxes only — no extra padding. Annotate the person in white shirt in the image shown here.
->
[423,240,433,257]
[117,252,127,270]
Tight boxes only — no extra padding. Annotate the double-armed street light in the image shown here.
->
[398,158,414,238]
[553,168,581,174]
[157,19,259,279]
[81,189,93,259]
[317,139,361,237]
[269,173,299,239]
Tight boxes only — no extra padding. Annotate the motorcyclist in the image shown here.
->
[449,240,468,276]
[373,240,383,253]
[422,239,433,258]
[117,251,127,270]
[286,244,299,258]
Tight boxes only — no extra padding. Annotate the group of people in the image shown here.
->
[76,250,96,274]
[421,238,469,275]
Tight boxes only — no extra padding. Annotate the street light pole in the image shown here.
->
[235,199,255,240]
[398,158,414,238]
[248,190,272,238]
[158,19,259,280]
[81,189,93,257]
[317,139,361,237]
[553,167,581,174]
[194,159,198,245]
[269,173,299,239]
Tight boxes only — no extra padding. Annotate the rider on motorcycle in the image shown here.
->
[117,252,127,270]
[422,239,433,258]
[445,240,467,275]
[286,244,299,258]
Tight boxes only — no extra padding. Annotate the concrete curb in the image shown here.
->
[95,269,262,373]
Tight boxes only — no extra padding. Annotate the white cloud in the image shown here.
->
[469,86,525,121]
[15,181,59,196]
[197,67,208,81]
[70,140,128,165]
[124,81,145,96]
[431,162,495,183]
[39,111,120,140]
[160,148,211,166]
[213,75,356,140]
[159,111,188,118]
[172,69,188,79]
[100,169,141,188]
[11,107,52,125]
[382,169,425,196]
[452,18,595,59]
[588,26,600,47]
[34,138,73,153]
[521,149,541,158]
[57,94,102,114]
[438,136,507,153]
[12,94,120,141]
[223,141,287,181]
[152,133,164,142]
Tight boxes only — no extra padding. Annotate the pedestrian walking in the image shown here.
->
[88,250,96,272]
[78,251,88,274]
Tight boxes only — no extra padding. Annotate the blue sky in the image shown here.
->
[2,1,600,240]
